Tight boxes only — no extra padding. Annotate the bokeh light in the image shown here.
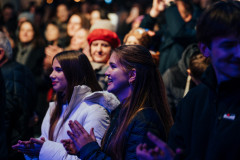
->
[105,0,112,4]
[46,0,53,4]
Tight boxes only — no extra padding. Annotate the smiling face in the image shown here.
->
[90,40,112,63]
[50,58,67,93]
[105,52,132,101]
[67,14,82,37]
[200,34,240,83]
[19,21,34,43]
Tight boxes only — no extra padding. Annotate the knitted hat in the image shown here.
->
[90,19,116,32]
[87,29,120,48]
[18,12,34,22]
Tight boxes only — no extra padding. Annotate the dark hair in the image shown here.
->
[45,20,59,29]
[3,2,15,10]
[49,50,102,140]
[18,20,45,47]
[189,53,210,81]
[104,45,173,160]
[197,1,240,47]
[69,13,91,29]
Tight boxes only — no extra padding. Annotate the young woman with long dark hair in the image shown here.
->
[62,45,173,160]
[12,50,119,160]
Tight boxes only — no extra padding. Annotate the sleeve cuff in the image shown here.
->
[77,142,100,159]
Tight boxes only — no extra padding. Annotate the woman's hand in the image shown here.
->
[12,137,45,158]
[61,139,78,155]
[66,120,96,153]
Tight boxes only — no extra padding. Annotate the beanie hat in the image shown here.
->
[90,19,116,32]
[87,29,121,48]
[18,12,34,23]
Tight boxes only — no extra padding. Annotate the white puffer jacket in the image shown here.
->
[27,85,120,160]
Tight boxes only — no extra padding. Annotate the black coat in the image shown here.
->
[140,4,197,74]
[77,106,167,160]
[1,61,37,159]
[13,45,45,88]
[168,66,240,159]
[162,43,198,118]
[0,68,8,159]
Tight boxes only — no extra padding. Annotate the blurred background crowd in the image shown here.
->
[0,0,219,159]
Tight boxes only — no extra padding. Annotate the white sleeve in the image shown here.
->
[39,140,79,160]
[38,103,109,160]
[81,104,110,145]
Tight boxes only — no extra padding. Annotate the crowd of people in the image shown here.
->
[1,0,240,159]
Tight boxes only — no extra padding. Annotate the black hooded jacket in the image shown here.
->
[168,65,240,159]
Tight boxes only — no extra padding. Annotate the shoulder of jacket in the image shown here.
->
[83,91,120,113]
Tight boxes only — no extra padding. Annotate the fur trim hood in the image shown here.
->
[68,85,120,114]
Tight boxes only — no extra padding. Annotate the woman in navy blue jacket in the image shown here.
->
[62,45,174,160]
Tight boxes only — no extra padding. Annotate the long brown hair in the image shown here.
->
[49,50,102,140]
[104,45,173,160]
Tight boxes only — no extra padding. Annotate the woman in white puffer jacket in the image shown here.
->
[12,50,120,160]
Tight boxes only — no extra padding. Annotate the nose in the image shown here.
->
[96,44,102,52]
[105,67,110,77]
[49,70,55,79]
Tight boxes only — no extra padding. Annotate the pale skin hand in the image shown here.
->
[126,6,140,24]
[12,137,45,158]
[150,0,167,18]
[61,139,78,155]
[45,45,63,60]
[61,120,96,154]
[136,132,178,160]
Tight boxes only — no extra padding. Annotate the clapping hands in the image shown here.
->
[12,137,45,158]
[61,120,96,155]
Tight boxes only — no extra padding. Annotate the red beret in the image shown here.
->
[87,29,121,48]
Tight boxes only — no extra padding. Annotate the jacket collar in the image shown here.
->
[84,90,120,113]
[67,85,120,114]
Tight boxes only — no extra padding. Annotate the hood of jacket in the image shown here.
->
[178,43,199,75]
[66,85,120,116]
[83,90,120,114]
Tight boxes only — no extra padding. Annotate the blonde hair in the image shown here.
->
[123,28,151,48]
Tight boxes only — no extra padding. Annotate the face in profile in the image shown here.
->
[105,52,130,97]
[67,14,82,37]
[90,40,111,63]
[19,21,34,43]
[50,58,67,93]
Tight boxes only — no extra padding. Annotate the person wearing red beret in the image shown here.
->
[87,28,120,90]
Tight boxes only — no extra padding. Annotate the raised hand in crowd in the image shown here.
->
[136,132,182,160]
[150,0,167,18]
